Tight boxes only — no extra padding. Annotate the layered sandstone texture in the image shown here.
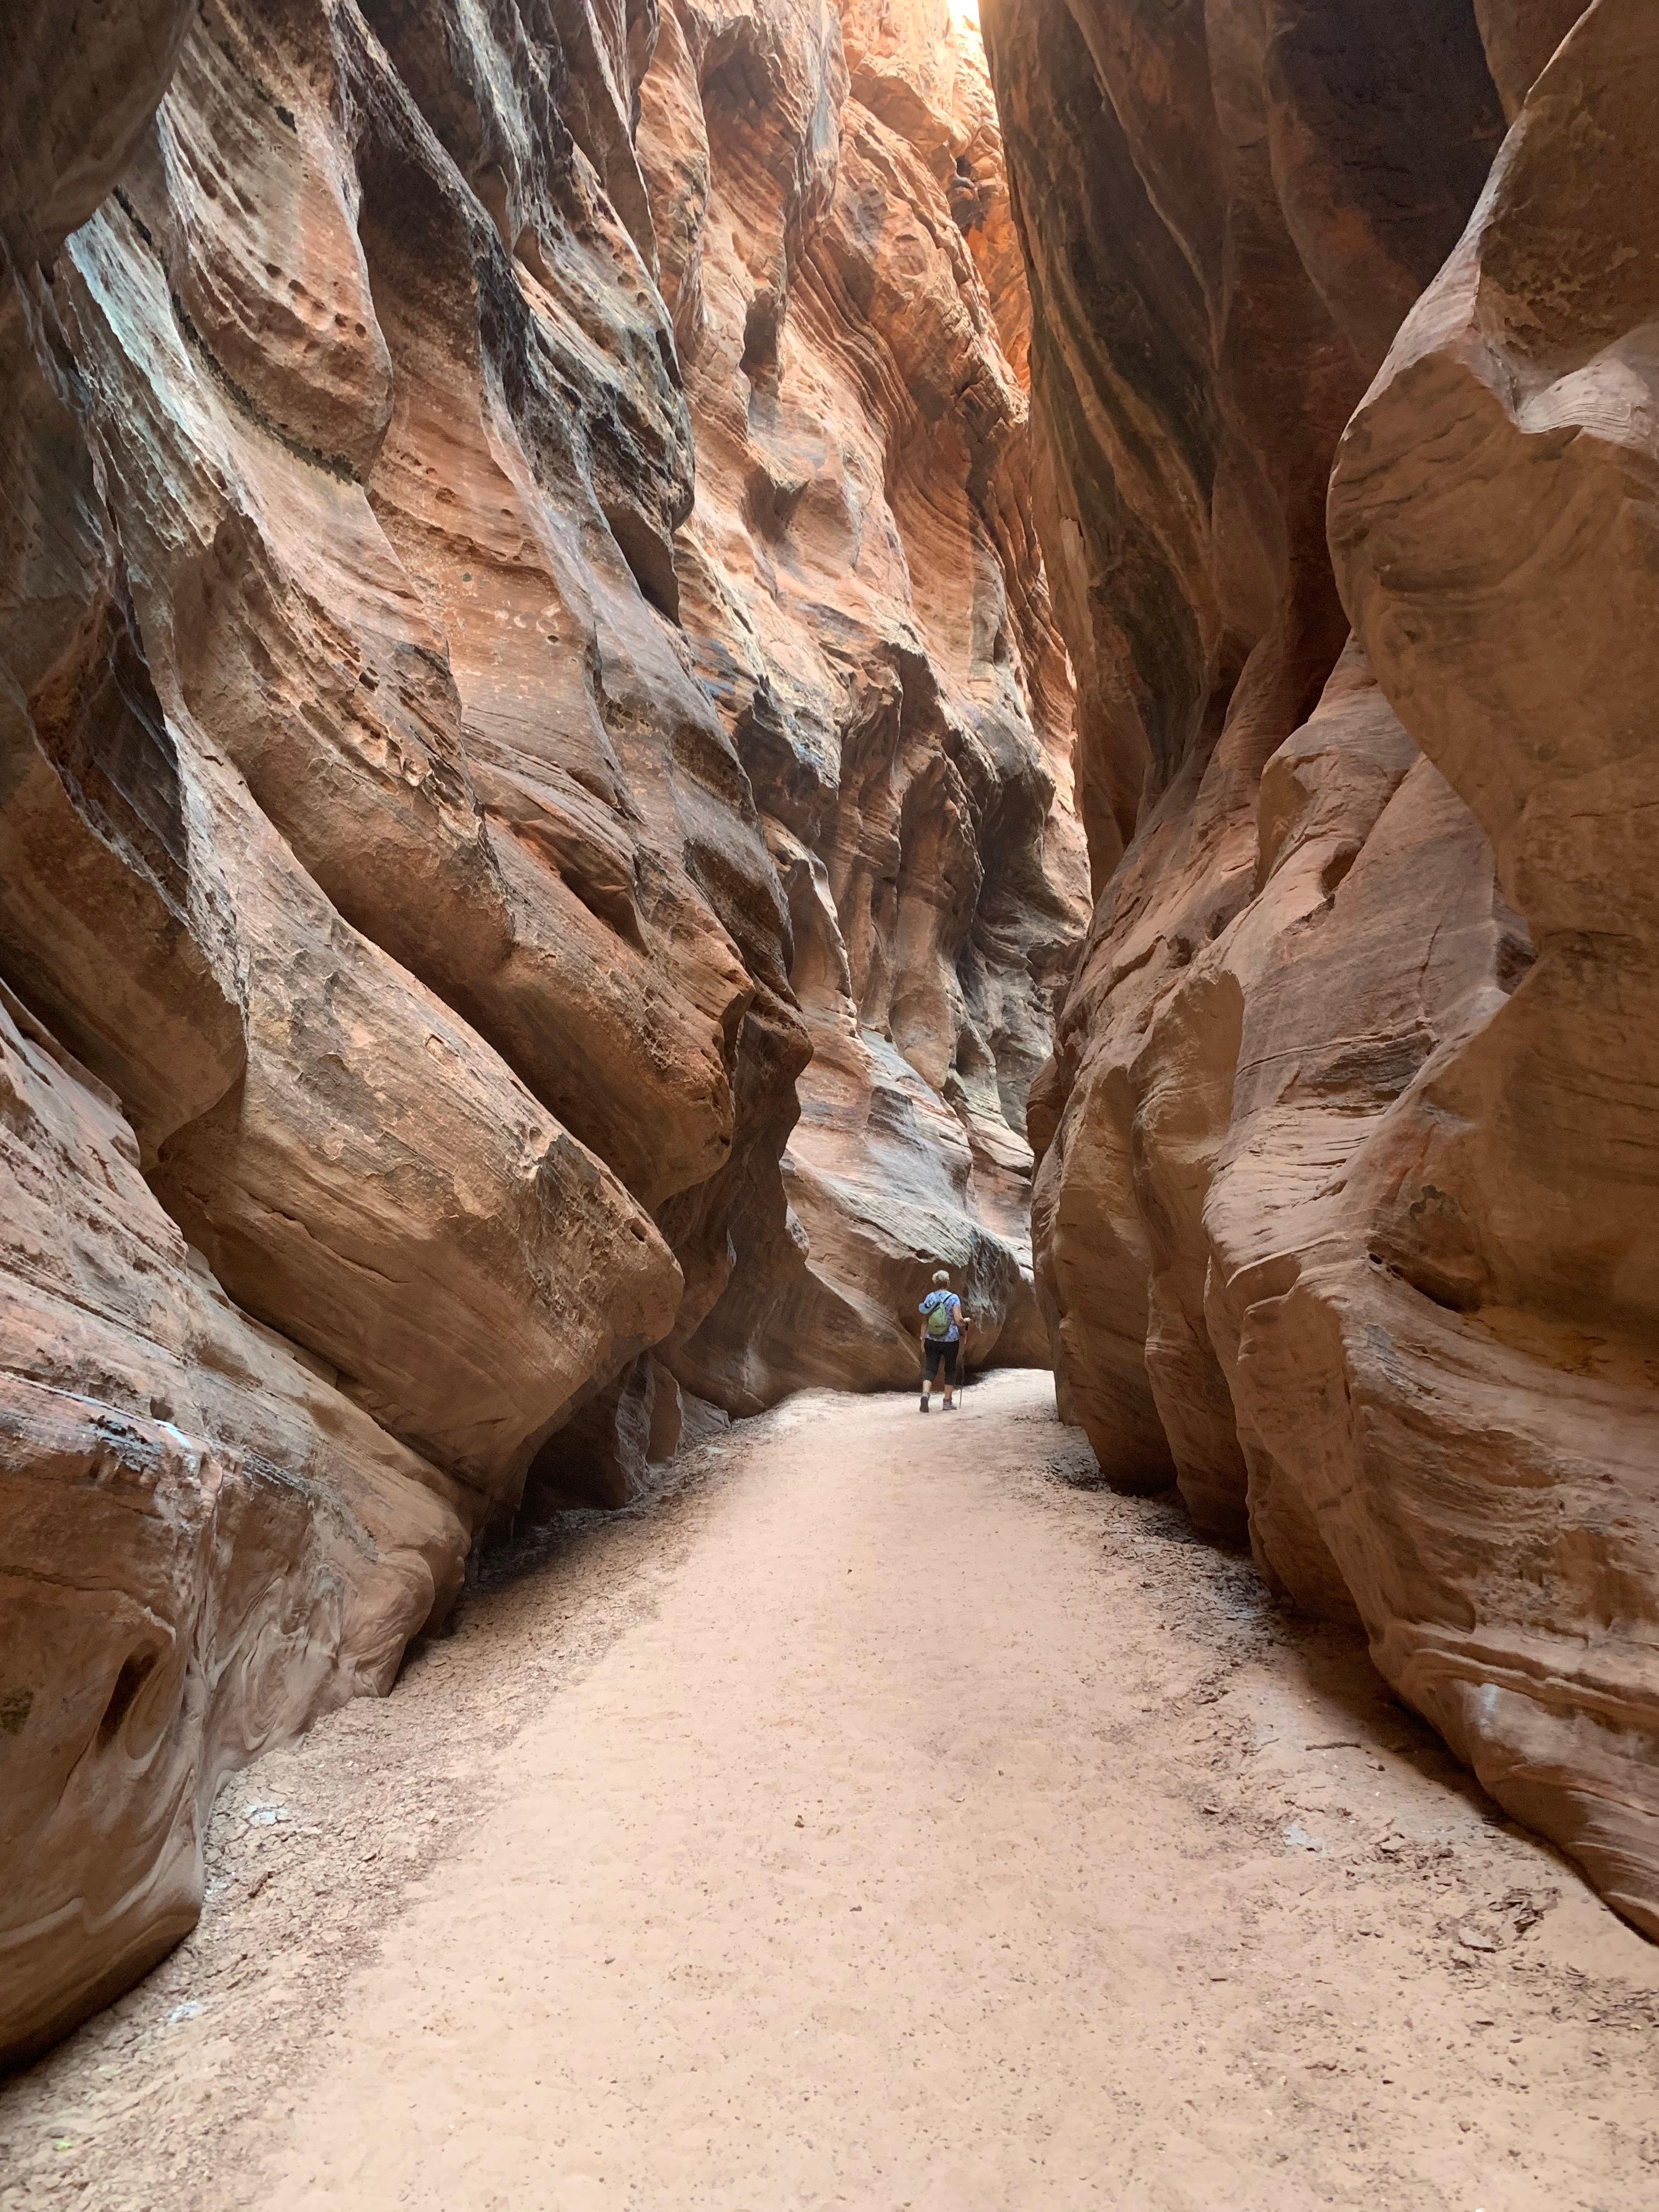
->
[0,0,1081,2063]
[983,0,1659,1937]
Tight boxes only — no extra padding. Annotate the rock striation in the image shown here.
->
[983,0,1659,1936]
[0,0,1081,2062]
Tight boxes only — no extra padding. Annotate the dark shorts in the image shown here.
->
[923,1338,959,1383]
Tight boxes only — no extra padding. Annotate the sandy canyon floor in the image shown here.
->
[2,1373,1656,2211]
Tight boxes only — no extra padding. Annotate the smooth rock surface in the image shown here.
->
[983,0,1659,1936]
[0,0,1081,2060]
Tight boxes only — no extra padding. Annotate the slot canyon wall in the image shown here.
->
[0,0,1084,2063]
[981,0,1659,1937]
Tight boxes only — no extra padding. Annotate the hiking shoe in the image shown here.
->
[918,1394,929,1412]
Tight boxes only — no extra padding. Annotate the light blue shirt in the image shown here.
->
[919,1290,961,1343]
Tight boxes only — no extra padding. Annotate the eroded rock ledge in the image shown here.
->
[983,0,1659,1937]
[0,0,1083,2062]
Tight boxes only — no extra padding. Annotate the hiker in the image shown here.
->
[917,1269,966,1412]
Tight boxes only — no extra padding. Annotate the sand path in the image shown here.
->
[3,1373,1655,2210]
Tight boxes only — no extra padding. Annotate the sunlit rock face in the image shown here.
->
[983,0,1659,1937]
[0,0,1080,2060]
[636,0,1086,1404]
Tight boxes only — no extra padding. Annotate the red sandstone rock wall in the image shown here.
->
[640,0,1086,1404]
[0,0,1081,2062]
[983,0,1659,1937]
